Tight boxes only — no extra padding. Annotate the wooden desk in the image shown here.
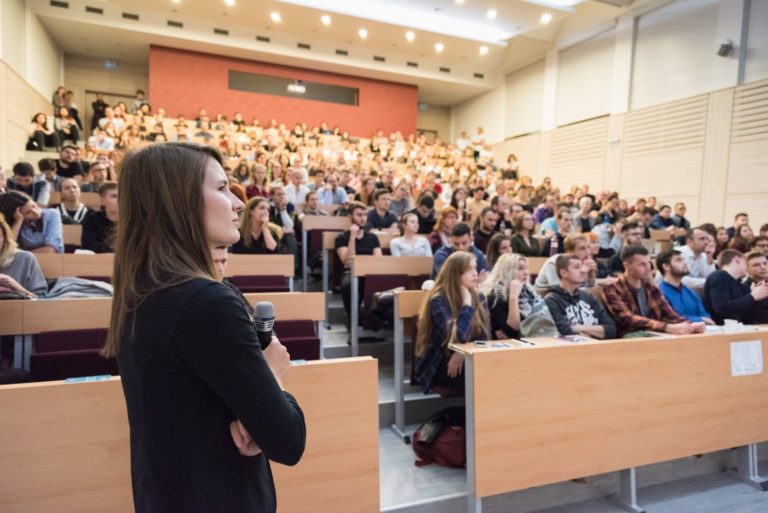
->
[0,357,379,513]
[451,332,768,512]
[35,253,114,279]
[49,192,101,210]
[527,256,548,274]
[391,290,428,443]
[225,254,295,292]
[301,216,349,292]
[62,224,83,247]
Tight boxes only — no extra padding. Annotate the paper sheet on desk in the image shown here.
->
[730,341,763,377]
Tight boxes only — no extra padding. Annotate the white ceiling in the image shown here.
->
[29,0,639,106]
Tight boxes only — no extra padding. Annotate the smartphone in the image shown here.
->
[474,340,487,347]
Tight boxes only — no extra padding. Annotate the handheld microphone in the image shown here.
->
[254,301,276,349]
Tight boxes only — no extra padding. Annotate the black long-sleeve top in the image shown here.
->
[703,270,755,325]
[81,210,115,253]
[117,278,306,513]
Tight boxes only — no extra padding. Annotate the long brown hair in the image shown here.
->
[415,251,489,357]
[103,143,221,357]
[239,197,283,248]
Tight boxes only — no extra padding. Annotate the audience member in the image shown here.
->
[510,211,540,257]
[414,251,489,393]
[729,224,754,253]
[354,177,376,207]
[27,113,59,151]
[389,184,412,218]
[81,182,118,253]
[473,207,498,253]
[0,213,47,298]
[317,173,348,205]
[389,212,432,257]
[672,202,691,244]
[575,196,596,233]
[607,221,643,276]
[671,227,716,288]
[704,250,768,325]
[744,251,768,324]
[54,178,90,224]
[284,169,310,206]
[533,193,556,224]
[410,195,436,235]
[245,165,269,199]
[55,145,86,182]
[482,253,549,339]
[656,250,713,324]
[432,223,490,278]
[231,197,284,254]
[535,234,595,289]
[727,212,749,239]
[80,160,110,193]
[542,207,573,256]
[0,190,63,253]
[467,186,489,221]
[428,206,458,252]
[6,162,50,207]
[650,205,676,233]
[54,106,79,144]
[269,186,298,265]
[485,233,512,269]
[38,158,61,193]
[602,246,704,337]
[366,189,398,230]
[751,236,768,257]
[298,191,326,219]
[544,254,616,339]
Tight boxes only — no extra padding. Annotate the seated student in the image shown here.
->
[428,206,459,253]
[389,212,432,257]
[54,178,90,224]
[5,162,51,207]
[414,251,490,393]
[365,189,398,231]
[481,253,548,340]
[467,186,489,222]
[541,207,573,256]
[284,169,310,206]
[666,227,716,288]
[575,196,596,234]
[472,207,498,253]
[727,212,749,239]
[316,173,348,205]
[544,254,616,339]
[409,194,436,235]
[335,201,383,331]
[704,250,768,325]
[79,160,110,193]
[744,251,768,324]
[602,246,705,337]
[55,145,87,182]
[650,204,676,232]
[0,190,63,253]
[532,192,555,224]
[672,202,691,244]
[607,221,643,276]
[389,183,412,218]
[728,224,754,254]
[535,233,596,289]
[432,223,490,278]
[297,191,326,220]
[231,197,285,254]
[656,250,714,324]
[751,236,768,257]
[269,186,298,268]
[510,211,541,257]
[485,233,512,270]
[39,158,61,193]
[0,213,47,298]
[27,112,59,151]
[81,182,118,253]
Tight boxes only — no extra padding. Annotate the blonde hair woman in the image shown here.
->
[414,251,490,393]
[231,197,284,254]
[103,143,305,512]
[481,253,549,339]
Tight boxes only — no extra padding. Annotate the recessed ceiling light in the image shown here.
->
[479,46,489,56]
[455,0,464,4]
[224,0,235,6]
[171,0,181,3]
[405,31,415,42]
[321,14,331,26]
[540,12,552,24]
[270,12,282,23]
[358,28,368,39]
[435,42,444,53]
[487,9,497,20]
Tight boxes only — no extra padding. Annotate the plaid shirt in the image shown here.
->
[602,274,685,337]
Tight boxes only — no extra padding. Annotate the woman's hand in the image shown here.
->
[446,351,465,378]
[508,279,524,300]
[263,336,291,382]
[460,285,472,306]
[13,208,24,226]
[0,274,21,291]
[229,420,262,457]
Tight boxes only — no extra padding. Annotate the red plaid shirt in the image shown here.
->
[601,274,685,337]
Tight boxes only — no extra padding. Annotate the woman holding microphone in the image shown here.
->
[102,143,305,513]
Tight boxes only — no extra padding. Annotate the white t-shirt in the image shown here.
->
[389,236,433,257]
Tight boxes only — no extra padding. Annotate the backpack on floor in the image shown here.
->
[412,407,466,468]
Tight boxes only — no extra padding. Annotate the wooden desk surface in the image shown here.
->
[465,331,768,498]
[0,300,25,335]
[353,255,433,276]
[0,357,379,513]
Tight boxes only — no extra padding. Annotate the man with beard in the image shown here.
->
[744,251,768,324]
[657,250,714,324]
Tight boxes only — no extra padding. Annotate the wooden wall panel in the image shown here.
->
[547,117,608,191]
[493,132,541,180]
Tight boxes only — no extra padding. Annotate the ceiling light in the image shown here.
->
[171,0,181,3]
[487,9,497,20]
[435,42,444,53]
[540,12,552,24]
[321,15,331,26]
[405,31,415,42]
[479,46,489,56]
[358,28,368,39]
[224,0,235,6]
[270,12,282,23]
[455,0,465,4]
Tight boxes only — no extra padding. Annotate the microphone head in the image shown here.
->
[254,301,275,332]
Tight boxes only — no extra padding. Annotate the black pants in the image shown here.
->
[28,130,60,151]
[58,126,80,144]
[282,233,300,275]
[341,274,366,331]
[432,355,465,392]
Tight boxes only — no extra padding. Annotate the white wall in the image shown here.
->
[630,0,742,110]
[556,28,614,126]
[416,103,451,142]
[451,85,506,144]
[1,0,26,76]
[504,60,545,138]
[744,0,768,82]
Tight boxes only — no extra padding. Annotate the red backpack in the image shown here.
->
[412,407,466,468]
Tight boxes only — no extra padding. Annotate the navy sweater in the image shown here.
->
[703,270,754,325]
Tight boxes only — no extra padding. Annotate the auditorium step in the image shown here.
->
[22,149,60,162]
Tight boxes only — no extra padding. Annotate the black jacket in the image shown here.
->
[544,286,617,339]
[117,279,306,513]
[704,270,754,324]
